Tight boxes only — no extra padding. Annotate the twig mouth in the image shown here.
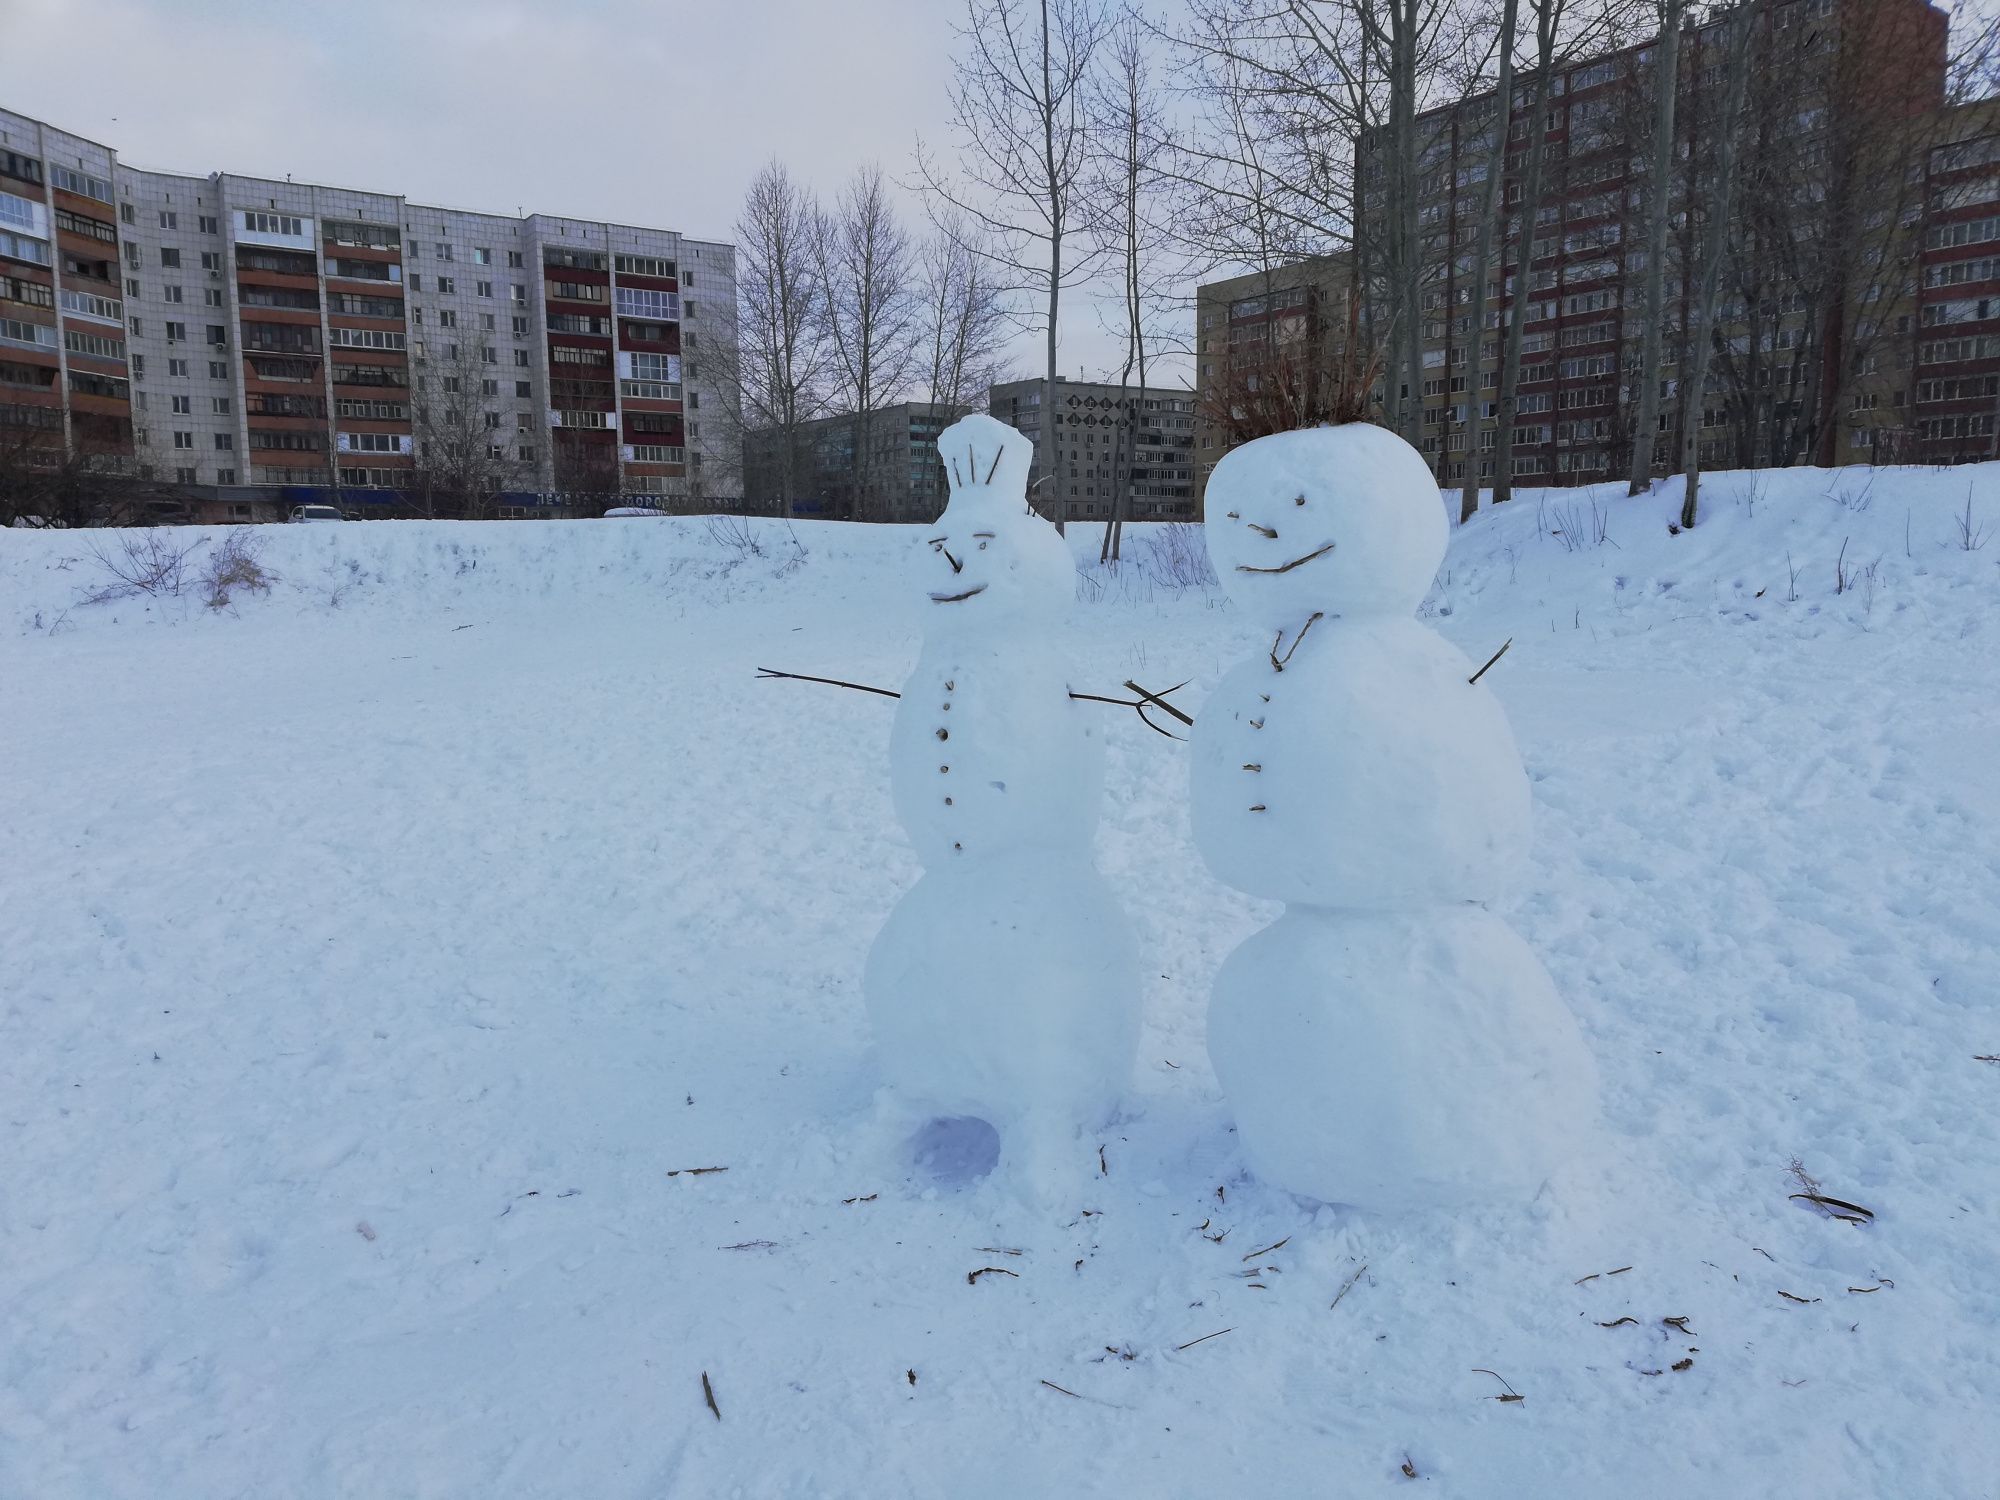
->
[930,584,988,603]
[1237,541,1335,575]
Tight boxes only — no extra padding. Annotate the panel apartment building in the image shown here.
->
[0,107,737,517]
[988,377,1199,523]
[1348,0,1977,488]
[741,402,968,523]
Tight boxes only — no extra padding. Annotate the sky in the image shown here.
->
[4,0,1162,385]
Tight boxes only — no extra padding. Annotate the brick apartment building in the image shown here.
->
[1251,0,1990,491]
[988,376,1199,523]
[0,107,738,519]
[1193,256,1356,507]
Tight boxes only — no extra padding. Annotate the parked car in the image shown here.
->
[603,506,668,518]
[288,504,345,523]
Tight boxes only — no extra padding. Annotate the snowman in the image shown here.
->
[859,412,1141,1187]
[1193,423,1596,1212]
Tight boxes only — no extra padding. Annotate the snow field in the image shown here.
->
[1,463,1996,1497]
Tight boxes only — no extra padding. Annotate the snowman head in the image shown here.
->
[1205,423,1446,630]
[918,413,1072,633]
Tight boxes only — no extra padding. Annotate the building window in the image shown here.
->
[214,433,233,450]
[515,380,531,397]
[173,430,194,449]
[209,360,228,379]
[241,212,304,237]
[514,349,530,367]
[507,250,524,268]
[200,215,219,235]
[171,394,191,414]
[437,277,455,295]
[477,280,493,298]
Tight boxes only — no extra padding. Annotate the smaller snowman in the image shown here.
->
[1193,423,1596,1212]
[861,413,1141,1190]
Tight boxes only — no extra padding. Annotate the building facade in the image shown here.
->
[1193,255,1356,507]
[1348,0,1970,487]
[988,377,1198,523]
[742,402,967,522]
[0,107,738,518]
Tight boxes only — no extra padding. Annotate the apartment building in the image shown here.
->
[1350,0,1962,487]
[1192,255,1356,507]
[0,107,738,516]
[988,377,1198,523]
[742,402,967,522]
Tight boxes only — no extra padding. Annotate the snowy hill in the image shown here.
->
[2,465,1997,1497]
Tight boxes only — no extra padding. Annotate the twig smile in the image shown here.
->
[1237,541,1335,575]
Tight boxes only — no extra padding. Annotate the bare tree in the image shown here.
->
[915,221,1013,412]
[1170,0,1460,454]
[916,0,1116,532]
[1490,0,1569,507]
[736,161,830,515]
[552,432,624,518]
[1677,0,1763,530]
[1455,0,1521,521]
[1622,0,1688,496]
[408,341,521,520]
[1086,10,1182,561]
[815,167,920,520]
[0,402,150,527]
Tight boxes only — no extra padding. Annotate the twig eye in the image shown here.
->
[1295,496,1306,506]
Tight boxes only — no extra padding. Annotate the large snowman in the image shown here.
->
[862,412,1140,1185]
[1193,423,1596,1212]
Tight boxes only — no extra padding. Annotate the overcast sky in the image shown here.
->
[7,0,1160,383]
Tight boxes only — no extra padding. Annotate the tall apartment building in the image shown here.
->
[1193,255,1356,507]
[741,402,967,522]
[1351,0,1963,487]
[988,377,1198,523]
[0,107,738,517]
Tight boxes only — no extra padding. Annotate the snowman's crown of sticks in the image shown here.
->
[938,412,1033,501]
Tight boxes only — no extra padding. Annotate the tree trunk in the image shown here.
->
[1679,0,1762,530]
[1393,0,1426,452]
[1040,0,1067,535]
[1496,11,1558,508]
[1627,0,1685,496]
[1458,0,1521,523]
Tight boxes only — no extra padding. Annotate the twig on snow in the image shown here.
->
[1330,1263,1368,1312]
[701,1371,721,1421]
[1175,1327,1233,1352]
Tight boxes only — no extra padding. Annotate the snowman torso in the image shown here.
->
[1191,615,1529,907]
[890,638,1104,866]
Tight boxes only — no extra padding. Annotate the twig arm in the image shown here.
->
[756,667,901,699]
[1467,639,1513,687]
[1122,679,1196,727]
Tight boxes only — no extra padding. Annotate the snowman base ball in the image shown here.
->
[863,853,1141,1185]
[1206,906,1597,1213]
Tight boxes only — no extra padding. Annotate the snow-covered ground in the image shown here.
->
[3,466,1996,1498]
